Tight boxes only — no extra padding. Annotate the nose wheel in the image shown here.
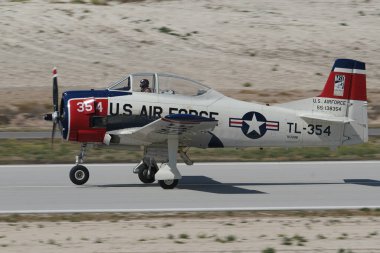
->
[69,165,90,185]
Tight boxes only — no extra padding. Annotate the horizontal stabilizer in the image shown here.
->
[299,113,353,123]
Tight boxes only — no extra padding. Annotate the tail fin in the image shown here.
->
[319,59,366,102]
[320,59,368,144]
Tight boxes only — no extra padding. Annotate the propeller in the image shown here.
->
[44,67,63,144]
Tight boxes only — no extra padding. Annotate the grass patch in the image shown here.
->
[162,223,173,228]
[215,235,236,243]
[0,209,380,223]
[158,26,181,37]
[1,137,380,164]
[118,0,147,3]
[369,231,378,236]
[90,0,107,5]
[94,238,103,243]
[47,239,60,246]
[337,233,348,240]
[158,26,173,34]
[157,26,193,40]
[338,249,355,253]
[197,233,207,239]
[262,248,276,253]
[178,233,190,239]
[281,234,307,246]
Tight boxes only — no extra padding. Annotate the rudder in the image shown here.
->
[319,59,368,144]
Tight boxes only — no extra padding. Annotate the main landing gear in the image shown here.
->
[158,179,179,189]
[68,138,191,190]
[133,137,183,189]
[133,160,179,189]
[69,143,90,185]
[135,159,158,184]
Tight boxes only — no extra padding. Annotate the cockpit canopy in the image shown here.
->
[108,73,210,96]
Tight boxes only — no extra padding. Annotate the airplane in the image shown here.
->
[44,59,368,189]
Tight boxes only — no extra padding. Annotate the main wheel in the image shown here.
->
[138,165,157,184]
[158,179,179,189]
[69,165,89,185]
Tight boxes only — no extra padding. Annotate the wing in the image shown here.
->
[105,114,218,145]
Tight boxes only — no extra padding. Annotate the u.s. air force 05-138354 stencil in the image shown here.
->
[229,111,279,139]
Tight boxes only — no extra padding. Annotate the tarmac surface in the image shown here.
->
[0,161,379,213]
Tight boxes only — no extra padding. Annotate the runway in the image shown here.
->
[0,161,380,213]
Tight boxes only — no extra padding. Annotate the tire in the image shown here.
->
[138,165,157,184]
[158,179,179,189]
[69,165,89,185]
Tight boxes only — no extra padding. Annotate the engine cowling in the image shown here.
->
[65,95,108,143]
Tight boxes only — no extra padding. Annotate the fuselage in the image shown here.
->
[59,65,368,150]
[60,88,350,149]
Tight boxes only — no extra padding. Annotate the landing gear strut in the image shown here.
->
[134,137,183,189]
[69,143,90,185]
[155,136,182,189]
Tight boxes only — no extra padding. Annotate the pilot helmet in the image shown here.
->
[140,79,150,89]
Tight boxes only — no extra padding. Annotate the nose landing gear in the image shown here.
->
[69,143,90,185]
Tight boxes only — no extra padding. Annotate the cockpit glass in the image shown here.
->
[157,74,209,96]
[107,76,130,91]
[108,73,210,96]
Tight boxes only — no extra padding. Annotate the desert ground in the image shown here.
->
[1,2,380,251]
[0,211,379,253]
[0,0,379,129]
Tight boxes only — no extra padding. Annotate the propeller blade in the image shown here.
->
[53,67,59,112]
[48,67,63,145]
[52,121,57,145]
[58,119,63,137]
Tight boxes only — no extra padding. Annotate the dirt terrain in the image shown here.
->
[0,211,379,252]
[0,0,379,129]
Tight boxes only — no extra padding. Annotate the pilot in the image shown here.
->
[140,79,152,93]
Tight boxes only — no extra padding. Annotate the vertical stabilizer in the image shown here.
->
[319,59,366,102]
[319,59,368,144]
